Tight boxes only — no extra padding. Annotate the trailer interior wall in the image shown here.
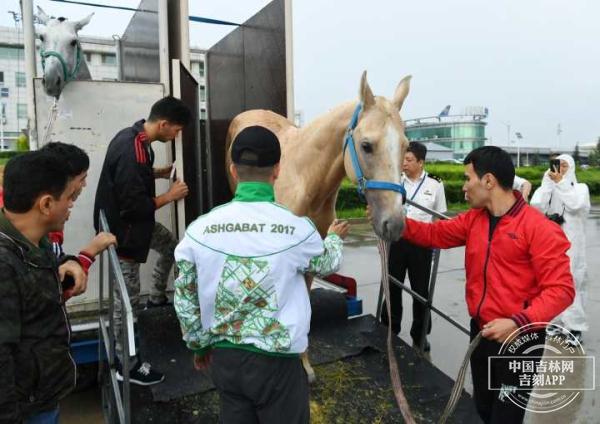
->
[207,0,287,207]
[34,79,169,312]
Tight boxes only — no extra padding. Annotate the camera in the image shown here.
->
[546,213,565,226]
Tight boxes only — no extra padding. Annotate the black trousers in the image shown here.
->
[469,319,546,424]
[210,348,309,424]
[381,239,432,340]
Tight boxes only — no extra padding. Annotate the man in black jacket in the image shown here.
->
[94,96,190,385]
[0,152,87,424]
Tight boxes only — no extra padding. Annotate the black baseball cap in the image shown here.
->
[231,126,281,167]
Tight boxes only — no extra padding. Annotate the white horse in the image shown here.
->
[36,7,93,98]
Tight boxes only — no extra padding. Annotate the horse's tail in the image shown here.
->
[224,118,237,194]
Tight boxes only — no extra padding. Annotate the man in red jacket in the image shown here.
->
[380,146,575,423]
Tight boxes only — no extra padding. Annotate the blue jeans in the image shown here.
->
[26,408,59,424]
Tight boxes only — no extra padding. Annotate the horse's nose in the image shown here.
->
[383,219,393,239]
[381,217,404,241]
[56,75,62,86]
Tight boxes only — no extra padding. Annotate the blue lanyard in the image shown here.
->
[409,172,427,202]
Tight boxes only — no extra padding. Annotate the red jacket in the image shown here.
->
[402,193,575,327]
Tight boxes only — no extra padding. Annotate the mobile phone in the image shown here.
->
[62,274,75,291]
[550,159,560,172]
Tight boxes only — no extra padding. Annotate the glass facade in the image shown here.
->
[16,72,25,87]
[405,120,486,158]
[101,54,116,65]
[17,103,27,119]
[0,46,24,60]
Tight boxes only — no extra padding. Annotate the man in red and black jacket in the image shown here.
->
[389,147,574,423]
[93,96,190,386]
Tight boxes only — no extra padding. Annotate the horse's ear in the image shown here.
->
[392,75,412,111]
[73,13,94,31]
[359,71,375,109]
[36,6,50,25]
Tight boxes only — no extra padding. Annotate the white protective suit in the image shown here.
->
[530,154,590,332]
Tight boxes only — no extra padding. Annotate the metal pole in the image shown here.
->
[97,249,105,383]
[179,0,190,68]
[122,296,131,424]
[517,135,521,168]
[21,0,38,150]
[158,0,170,94]
[284,0,295,120]
[113,35,123,81]
[418,248,440,352]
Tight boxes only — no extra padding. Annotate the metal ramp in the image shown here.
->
[119,291,481,423]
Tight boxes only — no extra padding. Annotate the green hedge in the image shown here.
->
[336,165,600,209]
[0,151,23,159]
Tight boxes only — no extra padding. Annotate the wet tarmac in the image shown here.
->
[339,208,600,423]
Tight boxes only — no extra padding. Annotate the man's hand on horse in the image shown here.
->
[328,219,350,239]
[481,318,518,343]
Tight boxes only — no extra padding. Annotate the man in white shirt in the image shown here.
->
[513,175,532,201]
[381,142,447,351]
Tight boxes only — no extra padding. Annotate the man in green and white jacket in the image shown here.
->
[174,125,349,423]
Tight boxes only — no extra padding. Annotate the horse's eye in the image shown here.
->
[70,39,77,47]
[361,141,373,154]
[39,35,45,42]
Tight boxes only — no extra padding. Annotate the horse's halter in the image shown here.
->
[342,103,407,203]
[40,41,82,83]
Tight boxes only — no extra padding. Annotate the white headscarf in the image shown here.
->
[556,153,578,185]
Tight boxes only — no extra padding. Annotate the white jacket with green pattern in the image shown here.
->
[174,182,344,357]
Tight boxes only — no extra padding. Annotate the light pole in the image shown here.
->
[515,132,523,169]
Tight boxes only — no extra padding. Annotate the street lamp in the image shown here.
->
[515,132,523,168]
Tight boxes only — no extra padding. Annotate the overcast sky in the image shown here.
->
[1,0,598,149]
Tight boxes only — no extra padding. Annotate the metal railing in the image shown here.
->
[375,198,470,354]
[97,210,135,424]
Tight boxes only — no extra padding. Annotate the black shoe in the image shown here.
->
[412,337,431,352]
[145,298,171,309]
[117,361,164,386]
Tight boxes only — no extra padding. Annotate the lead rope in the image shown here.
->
[378,237,483,423]
[377,238,416,424]
[41,97,59,146]
[439,332,482,423]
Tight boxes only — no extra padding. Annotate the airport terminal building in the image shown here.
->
[404,106,487,160]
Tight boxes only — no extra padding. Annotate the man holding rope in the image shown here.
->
[371,146,574,423]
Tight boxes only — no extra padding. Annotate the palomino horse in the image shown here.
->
[36,7,93,98]
[226,71,411,381]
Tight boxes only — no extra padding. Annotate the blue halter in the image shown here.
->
[342,103,407,203]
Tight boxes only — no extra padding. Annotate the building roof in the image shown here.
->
[421,141,453,152]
